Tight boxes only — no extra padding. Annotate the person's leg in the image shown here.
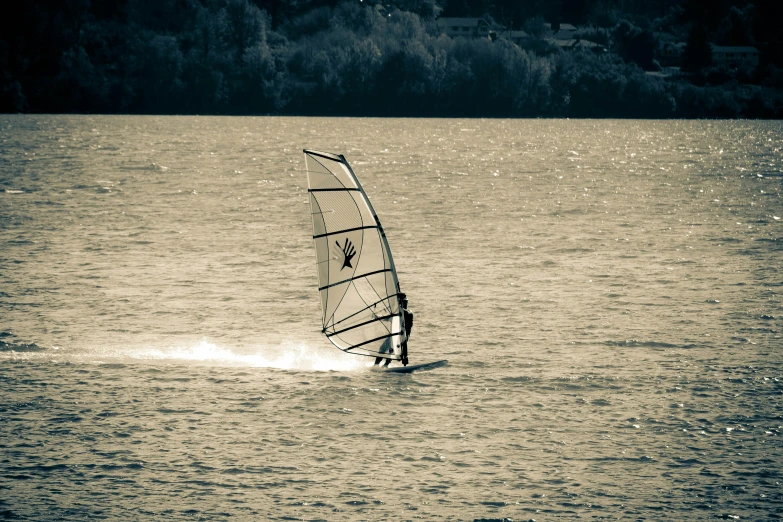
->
[382,358,391,367]
[374,357,383,366]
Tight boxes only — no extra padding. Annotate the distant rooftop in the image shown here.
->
[438,17,489,27]
[711,45,759,54]
[548,38,605,50]
[544,23,577,31]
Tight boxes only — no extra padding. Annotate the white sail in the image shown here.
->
[304,149,405,360]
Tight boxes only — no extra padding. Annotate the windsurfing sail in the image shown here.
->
[303,149,406,360]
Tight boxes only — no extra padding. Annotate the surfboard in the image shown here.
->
[374,359,448,373]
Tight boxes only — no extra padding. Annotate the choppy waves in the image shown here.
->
[1,116,781,520]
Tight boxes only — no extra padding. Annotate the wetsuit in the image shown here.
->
[401,308,413,366]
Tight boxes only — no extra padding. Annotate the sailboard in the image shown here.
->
[303,149,444,371]
[372,359,449,373]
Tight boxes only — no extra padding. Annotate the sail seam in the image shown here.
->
[342,331,403,350]
[308,188,360,192]
[316,155,367,323]
[340,158,401,297]
[326,314,397,337]
[313,225,377,239]
[330,296,395,327]
[318,268,391,291]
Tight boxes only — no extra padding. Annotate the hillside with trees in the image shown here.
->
[1,0,781,117]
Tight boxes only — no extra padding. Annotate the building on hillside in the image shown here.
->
[544,23,578,40]
[541,23,606,52]
[438,18,496,39]
[502,30,531,46]
[645,66,681,78]
[711,45,760,69]
[659,42,686,66]
[548,38,606,52]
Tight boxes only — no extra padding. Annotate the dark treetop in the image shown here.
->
[1,0,781,117]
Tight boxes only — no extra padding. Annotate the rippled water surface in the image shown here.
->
[1,115,782,520]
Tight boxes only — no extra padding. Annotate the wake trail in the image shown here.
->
[0,339,371,372]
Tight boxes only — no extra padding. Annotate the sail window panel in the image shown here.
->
[318,192,365,232]
[321,230,365,323]
[305,153,347,190]
[319,287,329,320]
[326,295,396,334]
[351,277,388,317]
[347,341,402,360]
[308,154,358,189]
[338,334,400,358]
[304,154,331,176]
[337,316,395,344]
[329,282,373,329]
[325,291,402,359]
[351,191,377,225]
[337,163,358,187]
[337,320,396,350]
[352,230,387,278]
[308,193,327,238]
[385,271,399,310]
[350,253,395,310]
[307,168,348,190]
[327,333,352,351]
[330,276,393,325]
[314,236,330,294]
[322,284,350,330]
[353,272,394,315]
[327,294,395,331]
[319,287,329,323]
[326,307,380,335]
[379,232,399,302]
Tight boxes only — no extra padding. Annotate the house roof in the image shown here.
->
[439,17,486,27]
[548,38,605,49]
[711,45,759,54]
[544,23,577,31]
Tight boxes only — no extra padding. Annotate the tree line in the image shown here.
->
[1,0,781,117]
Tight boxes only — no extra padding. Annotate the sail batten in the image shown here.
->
[327,313,397,337]
[308,188,361,192]
[331,295,397,327]
[304,149,405,360]
[344,331,405,350]
[318,268,392,291]
[313,224,378,239]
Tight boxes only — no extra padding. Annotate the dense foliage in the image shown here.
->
[1,0,781,117]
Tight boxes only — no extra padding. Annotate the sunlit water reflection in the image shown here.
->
[1,115,781,520]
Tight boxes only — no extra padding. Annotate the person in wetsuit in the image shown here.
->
[400,293,413,366]
[373,292,413,367]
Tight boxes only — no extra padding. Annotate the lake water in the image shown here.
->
[1,115,781,520]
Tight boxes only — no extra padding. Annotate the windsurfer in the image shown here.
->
[400,293,413,366]
[373,293,412,367]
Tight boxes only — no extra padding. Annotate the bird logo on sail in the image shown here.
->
[334,238,356,270]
